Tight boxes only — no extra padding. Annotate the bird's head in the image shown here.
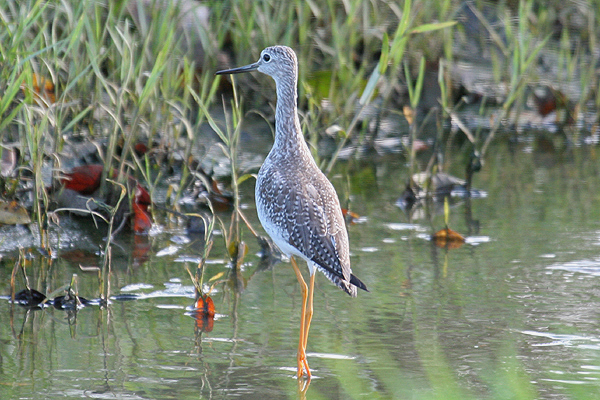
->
[216,45,297,83]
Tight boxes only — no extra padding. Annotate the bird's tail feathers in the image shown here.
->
[350,274,368,293]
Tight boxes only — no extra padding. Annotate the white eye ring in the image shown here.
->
[263,54,271,62]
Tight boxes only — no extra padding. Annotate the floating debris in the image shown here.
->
[432,227,465,249]
[14,288,47,308]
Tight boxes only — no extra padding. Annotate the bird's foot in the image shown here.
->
[297,349,311,379]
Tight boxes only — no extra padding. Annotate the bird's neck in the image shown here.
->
[271,76,310,159]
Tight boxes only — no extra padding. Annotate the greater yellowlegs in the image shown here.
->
[216,45,367,379]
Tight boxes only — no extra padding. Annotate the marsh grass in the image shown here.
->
[2,1,594,192]
[1,0,223,235]
[201,75,256,293]
[1,0,598,298]
[0,0,224,310]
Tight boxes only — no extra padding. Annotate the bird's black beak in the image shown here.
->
[216,62,259,75]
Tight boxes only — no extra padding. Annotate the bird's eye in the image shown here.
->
[263,54,271,62]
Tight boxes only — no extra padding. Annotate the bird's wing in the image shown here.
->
[257,166,362,296]
[283,178,350,283]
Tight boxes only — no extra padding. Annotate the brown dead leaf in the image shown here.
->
[0,200,31,225]
[403,105,414,125]
[22,74,56,104]
[432,227,465,249]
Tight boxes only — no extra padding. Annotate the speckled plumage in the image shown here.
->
[254,46,366,296]
[220,46,365,296]
[256,140,357,295]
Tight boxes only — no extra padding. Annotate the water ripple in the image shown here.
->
[521,330,600,349]
[156,245,180,257]
[385,223,428,232]
[547,258,600,276]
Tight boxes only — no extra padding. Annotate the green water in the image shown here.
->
[1,139,600,399]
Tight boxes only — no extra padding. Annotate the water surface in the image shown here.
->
[2,138,600,399]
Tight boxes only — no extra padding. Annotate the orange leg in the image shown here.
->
[290,257,311,379]
[303,273,315,351]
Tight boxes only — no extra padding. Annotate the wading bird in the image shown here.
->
[216,46,368,379]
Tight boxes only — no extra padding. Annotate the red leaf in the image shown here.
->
[132,201,152,233]
[193,295,215,333]
[195,295,215,317]
[61,164,104,195]
[134,142,148,156]
[194,314,214,333]
[134,184,151,207]
[132,235,151,264]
